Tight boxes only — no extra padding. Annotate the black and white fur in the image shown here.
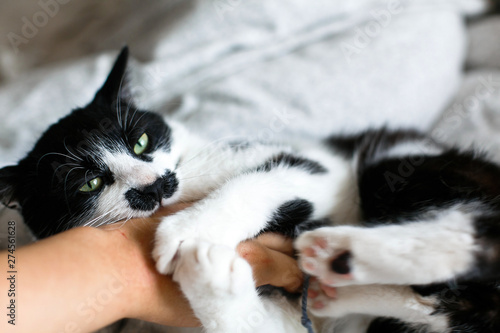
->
[1,48,499,333]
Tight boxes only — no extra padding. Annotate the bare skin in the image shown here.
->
[0,203,302,333]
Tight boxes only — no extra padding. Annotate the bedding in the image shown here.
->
[0,1,498,332]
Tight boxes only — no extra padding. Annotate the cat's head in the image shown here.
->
[0,47,182,238]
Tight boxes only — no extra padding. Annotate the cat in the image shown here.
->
[1,47,499,333]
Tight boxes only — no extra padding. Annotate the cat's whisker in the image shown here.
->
[37,152,81,172]
[82,207,121,228]
[83,169,92,184]
[75,145,94,160]
[123,99,135,132]
[63,138,83,162]
[62,166,86,212]
[97,218,129,231]
[175,149,227,174]
[127,105,141,131]
[130,111,149,131]
[93,216,123,228]
[174,136,245,171]
[177,174,221,182]
[52,162,82,174]
[51,164,84,189]
[172,193,204,202]
[99,210,143,229]
[115,75,127,130]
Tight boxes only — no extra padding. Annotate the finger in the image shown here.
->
[238,240,303,292]
[266,248,303,292]
[254,233,295,256]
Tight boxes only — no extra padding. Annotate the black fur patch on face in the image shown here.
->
[14,102,172,238]
[125,171,178,211]
[0,47,174,238]
[255,153,327,175]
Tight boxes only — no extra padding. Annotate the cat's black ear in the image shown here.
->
[0,165,19,207]
[93,46,131,106]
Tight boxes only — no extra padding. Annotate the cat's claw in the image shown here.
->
[152,236,182,275]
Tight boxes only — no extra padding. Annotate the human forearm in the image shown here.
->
[1,220,196,333]
[1,227,124,332]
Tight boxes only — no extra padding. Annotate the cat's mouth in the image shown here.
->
[124,171,179,212]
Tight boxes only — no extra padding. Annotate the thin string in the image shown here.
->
[301,273,315,333]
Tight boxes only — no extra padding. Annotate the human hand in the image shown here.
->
[102,204,303,326]
[100,203,200,327]
[238,233,303,293]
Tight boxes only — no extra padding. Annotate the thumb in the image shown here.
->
[237,239,303,293]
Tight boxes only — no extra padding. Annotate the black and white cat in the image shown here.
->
[1,48,499,333]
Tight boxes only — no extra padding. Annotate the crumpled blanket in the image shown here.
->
[0,1,497,332]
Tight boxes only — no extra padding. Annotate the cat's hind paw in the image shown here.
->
[307,281,391,318]
[296,227,360,287]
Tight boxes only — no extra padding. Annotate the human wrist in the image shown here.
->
[96,218,199,326]
[96,222,156,321]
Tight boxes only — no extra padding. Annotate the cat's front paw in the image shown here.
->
[307,281,384,318]
[152,207,236,274]
[173,239,255,298]
[173,239,260,331]
[296,227,361,287]
[152,213,196,274]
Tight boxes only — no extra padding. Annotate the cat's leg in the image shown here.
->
[173,239,305,333]
[154,152,352,274]
[307,282,448,332]
[296,207,481,286]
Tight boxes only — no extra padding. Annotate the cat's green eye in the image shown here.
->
[134,133,149,155]
[79,177,103,192]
